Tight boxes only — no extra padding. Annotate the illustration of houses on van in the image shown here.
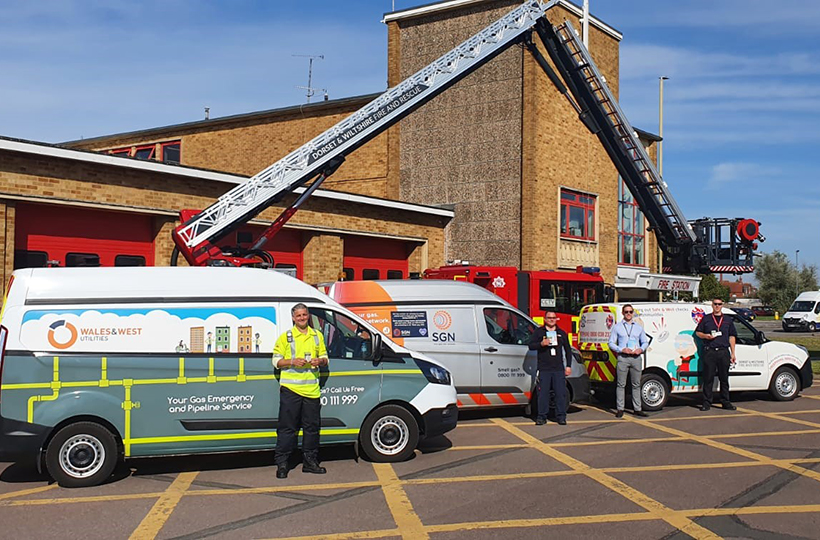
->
[190,326,205,353]
[215,326,230,353]
[238,325,253,353]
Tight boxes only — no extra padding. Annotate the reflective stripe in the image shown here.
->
[280,376,317,385]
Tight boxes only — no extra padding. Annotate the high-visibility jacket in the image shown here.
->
[272,326,327,399]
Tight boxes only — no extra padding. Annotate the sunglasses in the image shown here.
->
[623,310,634,314]
[545,317,557,320]
[712,302,723,306]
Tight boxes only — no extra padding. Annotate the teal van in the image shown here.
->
[0,267,457,487]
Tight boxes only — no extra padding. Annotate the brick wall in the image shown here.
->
[391,0,525,267]
[67,97,394,200]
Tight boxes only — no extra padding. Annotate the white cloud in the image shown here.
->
[708,162,781,187]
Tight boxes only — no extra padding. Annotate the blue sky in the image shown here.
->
[1,0,817,271]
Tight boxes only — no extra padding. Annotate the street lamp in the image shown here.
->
[796,250,800,296]
[657,76,669,280]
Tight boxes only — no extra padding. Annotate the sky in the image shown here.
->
[1,0,817,272]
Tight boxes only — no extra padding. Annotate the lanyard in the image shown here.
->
[711,314,723,330]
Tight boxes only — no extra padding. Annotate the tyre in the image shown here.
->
[769,367,800,401]
[45,422,119,488]
[809,322,817,333]
[359,405,419,462]
[640,373,670,411]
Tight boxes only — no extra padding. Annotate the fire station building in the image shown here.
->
[0,0,696,299]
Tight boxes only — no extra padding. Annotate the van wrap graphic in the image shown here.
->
[21,307,277,353]
[331,281,404,345]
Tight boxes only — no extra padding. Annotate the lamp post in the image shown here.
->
[657,76,669,281]
[796,250,800,297]
[659,76,669,176]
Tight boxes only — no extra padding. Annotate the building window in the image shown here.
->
[115,255,146,266]
[65,253,100,267]
[134,144,156,160]
[161,141,181,163]
[362,269,380,280]
[387,270,403,279]
[560,189,596,240]
[14,250,49,269]
[107,140,181,163]
[618,179,645,266]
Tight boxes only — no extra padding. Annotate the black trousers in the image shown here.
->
[537,370,567,421]
[275,386,321,465]
[702,348,731,405]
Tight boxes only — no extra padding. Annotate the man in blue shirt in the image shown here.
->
[608,304,649,418]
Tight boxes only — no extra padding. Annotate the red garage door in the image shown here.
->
[219,226,304,280]
[343,237,409,281]
[14,203,155,268]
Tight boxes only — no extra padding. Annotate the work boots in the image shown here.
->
[276,464,289,479]
[302,456,327,474]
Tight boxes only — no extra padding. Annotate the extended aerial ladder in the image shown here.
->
[171,0,762,275]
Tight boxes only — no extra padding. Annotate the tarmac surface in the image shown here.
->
[3,386,820,539]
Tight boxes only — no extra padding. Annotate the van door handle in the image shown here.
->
[484,347,498,352]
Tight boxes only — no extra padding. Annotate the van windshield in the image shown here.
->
[789,301,815,312]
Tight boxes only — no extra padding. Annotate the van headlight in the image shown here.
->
[415,359,451,385]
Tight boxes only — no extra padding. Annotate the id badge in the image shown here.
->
[711,330,722,337]
[550,349,556,356]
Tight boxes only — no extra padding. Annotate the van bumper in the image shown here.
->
[800,359,814,390]
[569,374,591,403]
[421,404,458,438]
[0,415,49,462]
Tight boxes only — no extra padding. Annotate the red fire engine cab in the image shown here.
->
[423,265,614,345]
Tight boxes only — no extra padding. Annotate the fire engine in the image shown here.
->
[423,264,613,344]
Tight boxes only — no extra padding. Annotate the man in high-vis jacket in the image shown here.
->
[272,303,328,478]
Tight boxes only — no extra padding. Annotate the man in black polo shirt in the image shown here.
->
[695,298,737,411]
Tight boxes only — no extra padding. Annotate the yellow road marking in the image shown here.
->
[268,529,401,540]
[735,406,820,429]
[373,463,428,540]
[0,484,58,501]
[447,444,528,451]
[0,491,165,507]
[426,511,661,533]
[129,472,197,540]
[491,418,720,540]
[188,480,381,496]
[622,415,820,485]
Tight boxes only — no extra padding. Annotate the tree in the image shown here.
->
[698,273,729,302]
[755,251,819,314]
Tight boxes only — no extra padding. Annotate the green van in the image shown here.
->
[0,267,457,486]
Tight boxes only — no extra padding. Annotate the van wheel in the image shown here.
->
[769,367,799,401]
[640,374,669,411]
[809,323,817,333]
[45,422,119,488]
[359,405,419,462]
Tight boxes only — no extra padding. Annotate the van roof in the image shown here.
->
[330,279,511,306]
[11,267,330,305]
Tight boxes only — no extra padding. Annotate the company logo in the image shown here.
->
[433,311,452,330]
[47,320,78,349]
[691,307,705,324]
[605,314,614,330]
[579,315,586,329]
[492,276,506,289]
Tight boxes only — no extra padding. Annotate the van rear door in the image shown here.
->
[477,307,537,406]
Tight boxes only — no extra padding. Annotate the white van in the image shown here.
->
[0,267,457,487]
[579,302,812,410]
[328,280,589,410]
[782,291,820,332]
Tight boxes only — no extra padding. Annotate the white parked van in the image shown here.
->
[782,291,820,332]
[0,267,457,487]
[579,302,812,410]
[328,280,589,409]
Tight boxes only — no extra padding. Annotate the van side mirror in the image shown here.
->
[370,332,383,361]
[756,331,766,345]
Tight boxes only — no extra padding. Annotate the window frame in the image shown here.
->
[560,189,596,241]
[160,141,181,163]
[114,254,146,267]
[308,307,373,361]
[65,252,100,267]
[482,307,537,346]
[617,179,646,266]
